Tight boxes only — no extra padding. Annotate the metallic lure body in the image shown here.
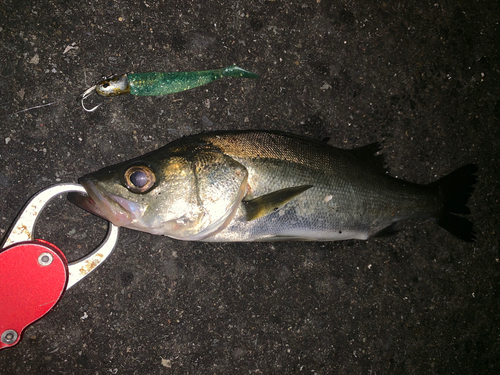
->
[69,131,477,242]
[95,65,259,97]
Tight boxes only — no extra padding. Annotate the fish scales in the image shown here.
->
[196,132,441,241]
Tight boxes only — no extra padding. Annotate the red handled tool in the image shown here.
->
[0,184,119,350]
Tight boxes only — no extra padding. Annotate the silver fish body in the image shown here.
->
[69,131,477,242]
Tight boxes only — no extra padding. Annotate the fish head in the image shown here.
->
[69,146,248,240]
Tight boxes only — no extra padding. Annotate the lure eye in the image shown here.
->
[124,166,156,193]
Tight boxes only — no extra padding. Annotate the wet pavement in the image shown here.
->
[1,0,499,374]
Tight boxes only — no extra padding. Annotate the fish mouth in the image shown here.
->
[68,176,139,227]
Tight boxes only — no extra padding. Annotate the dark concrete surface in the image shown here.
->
[1,0,499,374]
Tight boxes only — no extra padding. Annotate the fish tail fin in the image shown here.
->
[429,164,478,242]
[221,65,259,79]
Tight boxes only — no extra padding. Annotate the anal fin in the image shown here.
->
[244,185,313,221]
[371,223,399,238]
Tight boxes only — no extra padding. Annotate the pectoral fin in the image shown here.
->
[244,185,313,221]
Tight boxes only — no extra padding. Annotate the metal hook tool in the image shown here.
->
[0,183,119,349]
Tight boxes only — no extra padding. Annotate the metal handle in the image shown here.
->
[1,183,119,290]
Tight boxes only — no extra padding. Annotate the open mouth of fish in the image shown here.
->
[68,177,141,227]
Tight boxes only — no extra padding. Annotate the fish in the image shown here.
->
[68,130,477,242]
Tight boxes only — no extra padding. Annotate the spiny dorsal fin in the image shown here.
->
[350,143,387,174]
[244,185,313,221]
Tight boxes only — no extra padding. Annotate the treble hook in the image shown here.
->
[79,85,102,112]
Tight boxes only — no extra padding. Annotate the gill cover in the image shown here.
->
[169,150,248,240]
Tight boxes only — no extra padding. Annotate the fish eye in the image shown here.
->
[124,166,156,193]
[102,82,109,88]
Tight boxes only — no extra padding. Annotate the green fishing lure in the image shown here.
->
[80,65,259,111]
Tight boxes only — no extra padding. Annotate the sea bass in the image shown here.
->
[69,131,477,242]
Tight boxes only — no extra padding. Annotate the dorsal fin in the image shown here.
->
[350,143,387,174]
[244,185,313,221]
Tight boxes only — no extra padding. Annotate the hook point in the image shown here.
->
[80,85,103,112]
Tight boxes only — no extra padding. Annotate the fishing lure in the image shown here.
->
[80,65,259,112]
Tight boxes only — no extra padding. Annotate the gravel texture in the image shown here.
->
[0,0,499,374]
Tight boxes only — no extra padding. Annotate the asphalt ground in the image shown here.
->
[0,1,499,374]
